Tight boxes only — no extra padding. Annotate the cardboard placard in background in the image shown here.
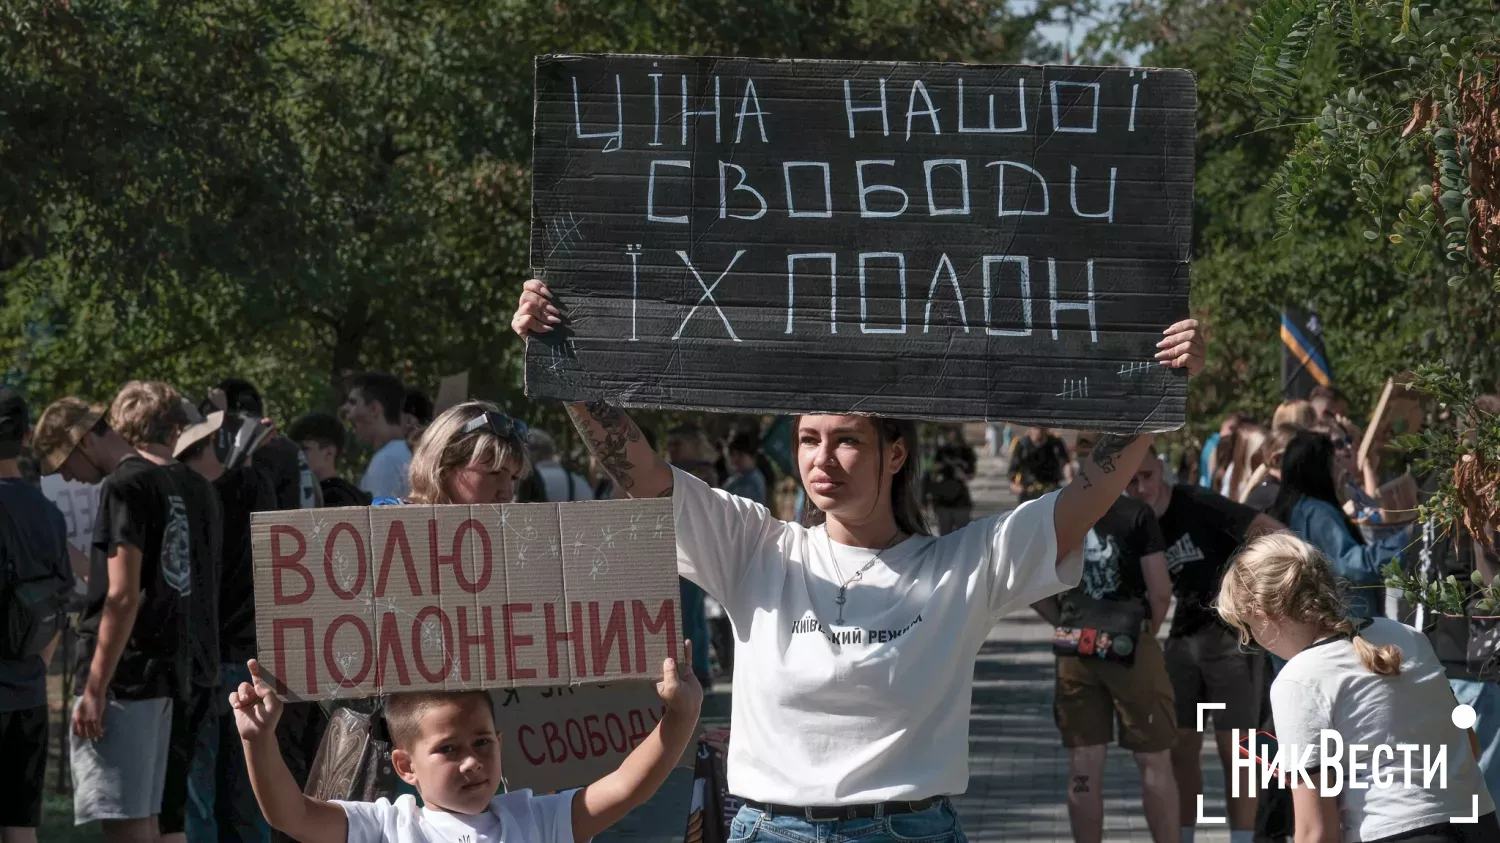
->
[527,54,1196,433]
[493,682,697,793]
[434,371,470,414]
[1359,374,1426,467]
[250,499,680,702]
[41,475,99,551]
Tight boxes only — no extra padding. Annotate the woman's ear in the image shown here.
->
[888,436,908,476]
[391,748,419,787]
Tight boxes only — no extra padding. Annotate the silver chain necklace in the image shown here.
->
[825,527,902,625]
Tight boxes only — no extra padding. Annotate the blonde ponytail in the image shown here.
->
[1217,532,1405,676]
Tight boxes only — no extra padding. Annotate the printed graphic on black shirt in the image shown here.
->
[1054,497,1164,664]
[1156,484,1257,639]
[161,493,191,596]
[78,457,186,700]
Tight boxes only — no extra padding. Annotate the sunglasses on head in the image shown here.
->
[461,411,528,441]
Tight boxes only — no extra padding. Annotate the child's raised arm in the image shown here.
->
[233,659,351,843]
[571,640,704,843]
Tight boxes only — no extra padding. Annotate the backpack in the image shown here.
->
[0,503,73,661]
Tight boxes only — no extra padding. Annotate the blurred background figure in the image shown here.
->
[924,425,976,535]
[1009,426,1072,503]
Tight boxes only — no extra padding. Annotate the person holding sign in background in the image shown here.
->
[230,638,702,843]
[513,280,1205,843]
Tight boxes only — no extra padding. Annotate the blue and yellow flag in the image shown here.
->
[1281,307,1333,400]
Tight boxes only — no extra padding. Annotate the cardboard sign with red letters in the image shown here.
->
[250,499,680,703]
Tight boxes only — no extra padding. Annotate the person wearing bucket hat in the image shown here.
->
[110,382,226,843]
[32,395,190,840]
[0,387,74,841]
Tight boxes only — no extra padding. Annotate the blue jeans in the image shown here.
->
[730,800,968,843]
[217,663,272,842]
[1451,679,1500,803]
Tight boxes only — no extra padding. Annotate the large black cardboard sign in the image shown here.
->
[527,54,1196,433]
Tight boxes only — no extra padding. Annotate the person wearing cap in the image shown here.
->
[32,396,190,841]
[109,382,225,843]
[0,388,74,843]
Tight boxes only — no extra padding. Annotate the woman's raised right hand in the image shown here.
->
[511,279,563,338]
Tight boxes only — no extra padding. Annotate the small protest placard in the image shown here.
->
[492,682,698,793]
[250,499,680,702]
[527,54,1196,433]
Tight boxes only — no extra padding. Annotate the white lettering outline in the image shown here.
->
[924,159,970,216]
[1050,80,1100,134]
[786,253,838,334]
[987,161,1049,217]
[957,77,1027,134]
[783,162,833,219]
[672,250,746,342]
[983,256,1032,337]
[646,160,691,224]
[858,252,906,335]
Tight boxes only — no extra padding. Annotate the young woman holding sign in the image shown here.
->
[512,279,1204,843]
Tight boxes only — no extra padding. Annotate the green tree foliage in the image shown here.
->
[1088,0,1500,438]
[1,0,1077,435]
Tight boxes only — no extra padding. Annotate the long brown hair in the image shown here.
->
[1218,533,1402,676]
[799,416,930,537]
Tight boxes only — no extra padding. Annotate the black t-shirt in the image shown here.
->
[927,444,976,507]
[216,466,279,663]
[1058,496,1165,627]
[1157,484,1259,638]
[1010,436,1070,488]
[320,476,371,508]
[163,463,222,689]
[0,478,72,713]
[78,457,189,700]
[1243,477,1280,513]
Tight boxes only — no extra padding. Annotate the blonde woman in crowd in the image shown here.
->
[1219,533,1497,843]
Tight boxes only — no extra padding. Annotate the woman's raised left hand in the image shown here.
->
[1156,319,1206,376]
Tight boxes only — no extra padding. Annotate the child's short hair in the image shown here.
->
[383,690,495,750]
[288,412,347,454]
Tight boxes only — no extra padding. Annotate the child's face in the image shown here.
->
[392,697,502,814]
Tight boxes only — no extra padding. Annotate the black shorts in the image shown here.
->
[0,705,50,827]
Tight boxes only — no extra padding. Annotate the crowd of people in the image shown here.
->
[0,284,1497,843]
[1036,386,1500,843]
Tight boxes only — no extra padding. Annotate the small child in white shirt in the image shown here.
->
[230,641,702,843]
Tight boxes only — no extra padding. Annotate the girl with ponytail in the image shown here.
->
[1218,533,1498,843]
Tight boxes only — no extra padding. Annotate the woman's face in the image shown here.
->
[443,456,522,505]
[797,415,905,522]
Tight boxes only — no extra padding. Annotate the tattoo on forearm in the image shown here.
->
[1089,434,1139,475]
[569,401,643,490]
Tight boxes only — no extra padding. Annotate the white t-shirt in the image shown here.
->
[1271,617,1495,842]
[361,439,412,499]
[335,789,577,843]
[672,466,1082,805]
